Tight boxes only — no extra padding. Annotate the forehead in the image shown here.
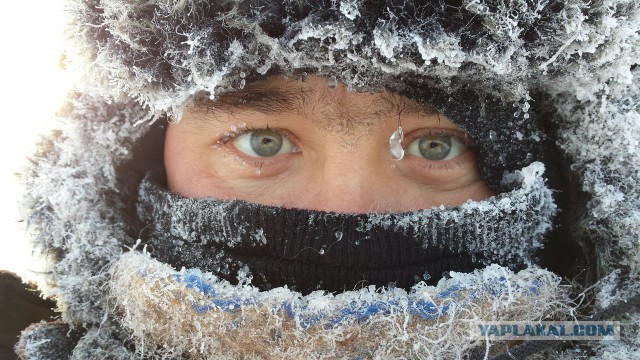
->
[190,76,445,132]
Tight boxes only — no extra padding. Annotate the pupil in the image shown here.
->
[250,130,283,157]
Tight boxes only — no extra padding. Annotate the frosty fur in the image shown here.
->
[65,0,639,115]
[18,0,640,359]
[111,252,570,359]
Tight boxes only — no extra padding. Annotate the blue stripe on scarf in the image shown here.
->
[174,269,539,328]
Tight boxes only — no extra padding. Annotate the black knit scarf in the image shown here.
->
[137,167,556,294]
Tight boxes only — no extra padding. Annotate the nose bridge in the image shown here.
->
[307,149,381,213]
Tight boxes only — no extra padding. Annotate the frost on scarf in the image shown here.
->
[136,161,555,294]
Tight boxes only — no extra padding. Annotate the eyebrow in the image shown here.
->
[193,84,308,115]
[189,81,443,133]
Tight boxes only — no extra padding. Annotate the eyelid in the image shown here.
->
[403,128,473,164]
[216,126,296,146]
[214,127,301,170]
[402,128,473,147]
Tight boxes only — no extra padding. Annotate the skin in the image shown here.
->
[165,76,494,213]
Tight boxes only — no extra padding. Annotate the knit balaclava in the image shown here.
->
[18,1,640,359]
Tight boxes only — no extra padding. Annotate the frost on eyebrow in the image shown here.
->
[191,82,310,117]
[309,83,445,135]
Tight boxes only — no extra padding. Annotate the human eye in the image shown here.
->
[232,129,299,157]
[405,130,469,161]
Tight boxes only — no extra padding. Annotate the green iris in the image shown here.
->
[249,130,284,157]
[418,135,452,160]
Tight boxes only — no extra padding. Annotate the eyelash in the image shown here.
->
[217,125,265,145]
[215,126,298,166]
[402,128,474,171]
[403,128,472,147]
[419,158,468,171]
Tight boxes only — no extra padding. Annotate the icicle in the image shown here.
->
[389,126,404,160]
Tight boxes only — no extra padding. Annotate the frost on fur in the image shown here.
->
[554,68,640,307]
[17,0,640,359]
[67,0,640,117]
[111,252,572,359]
[21,93,152,323]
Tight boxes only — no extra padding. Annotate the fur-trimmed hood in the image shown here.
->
[17,0,640,358]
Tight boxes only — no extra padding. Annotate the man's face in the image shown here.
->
[165,76,493,213]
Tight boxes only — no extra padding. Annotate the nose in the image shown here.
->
[298,151,390,213]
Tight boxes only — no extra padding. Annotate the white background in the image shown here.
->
[0,1,67,279]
